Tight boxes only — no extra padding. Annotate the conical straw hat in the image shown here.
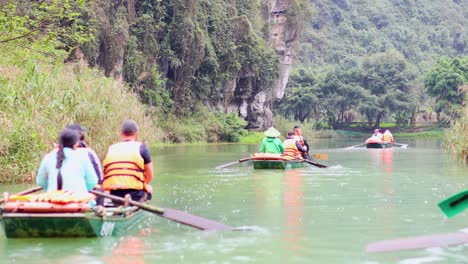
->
[264,127,280,137]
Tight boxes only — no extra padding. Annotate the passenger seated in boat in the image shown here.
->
[282,132,305,160]
[259,127,285,154]
[67,124,104,205]
[293,125,309,159]
[36,128,99,197]
[102,120,154,202]
[67,124,103,183]
[366,129,384,143]
[383,129,394,144]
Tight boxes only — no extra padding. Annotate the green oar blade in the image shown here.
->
[438,190,468,218]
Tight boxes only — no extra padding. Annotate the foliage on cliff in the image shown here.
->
[83,0,279,115]
[300,0,467,69]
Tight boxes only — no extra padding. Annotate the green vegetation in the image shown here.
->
[157,109,247,143]
[444,105,468,164]
[278,1,467,158]
[85,0,279,115]
[425,56,468,123]
[299,0,466,70]
[277,51,417,129]
[0,48,160,183]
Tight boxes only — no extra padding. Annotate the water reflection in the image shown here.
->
[283,169,305,252]
[368,148,395,235]
[252,168,305,253]
[102,236,146,264]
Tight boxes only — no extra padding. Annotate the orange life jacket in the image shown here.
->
[293,135,305,146]
[383,132,394,143]
[102,141,145,191]
[282,139,302,160]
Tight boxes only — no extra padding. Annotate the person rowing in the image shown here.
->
[282,132,306,160]
[102,120,154,202]
[293,125,309,159]
[366,129,384,143]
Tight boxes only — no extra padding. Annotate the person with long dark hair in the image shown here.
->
[36,128,98,196]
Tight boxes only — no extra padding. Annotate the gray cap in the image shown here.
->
[121,119,139,135]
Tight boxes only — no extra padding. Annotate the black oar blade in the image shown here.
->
[367,231,468,253]
[438,190,468,218]
[162,208,234,231]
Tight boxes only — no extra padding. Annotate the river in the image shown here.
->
[0,138,467,263]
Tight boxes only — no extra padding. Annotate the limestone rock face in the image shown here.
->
[224,0,298,129]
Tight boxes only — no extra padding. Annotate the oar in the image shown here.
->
[311,153,328,160]
[90,190,234,231]
[0,186,43,204]
[367,228,468,252]
[393,143,408,148]
[438,190,468,218]
[345,143,365,149]
[216,157,251,169]
[304,159,328,168]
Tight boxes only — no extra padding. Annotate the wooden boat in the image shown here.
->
[365,139,392,149]
[366,142,392,148]
[0,201,146,238]
[251,153,305,169]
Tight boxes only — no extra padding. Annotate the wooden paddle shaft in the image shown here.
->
[89,190,164,214]
[90,190,234,231]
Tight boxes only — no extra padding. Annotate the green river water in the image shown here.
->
[0,138,467,263]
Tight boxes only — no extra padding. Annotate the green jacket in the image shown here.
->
[259,137,285,154]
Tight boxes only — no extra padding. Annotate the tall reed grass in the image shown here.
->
[0,46,160,183]
[444,105,468,164]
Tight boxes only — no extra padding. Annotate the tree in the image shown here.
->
[358,51,416,128]
[316,65,366,129]
[0,1,95,55]
[424,56,468,122]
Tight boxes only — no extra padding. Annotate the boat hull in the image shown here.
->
[252,160,306,169]
[366,143,392,148]
[0,207,145,238]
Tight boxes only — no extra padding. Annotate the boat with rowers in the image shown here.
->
[0,190,145,238]
[251,153,306,169]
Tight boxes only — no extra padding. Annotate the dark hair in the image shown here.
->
[66,124,86,141]
[121,119,139,136]
[56,128,79,190]
[287,132,295,137]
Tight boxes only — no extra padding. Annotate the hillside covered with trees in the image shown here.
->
[278,0,467,130]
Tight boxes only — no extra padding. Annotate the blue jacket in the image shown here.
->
[37,148,98,196]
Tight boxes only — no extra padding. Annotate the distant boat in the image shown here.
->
[365,139,392,149]
[251,153,306,169]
